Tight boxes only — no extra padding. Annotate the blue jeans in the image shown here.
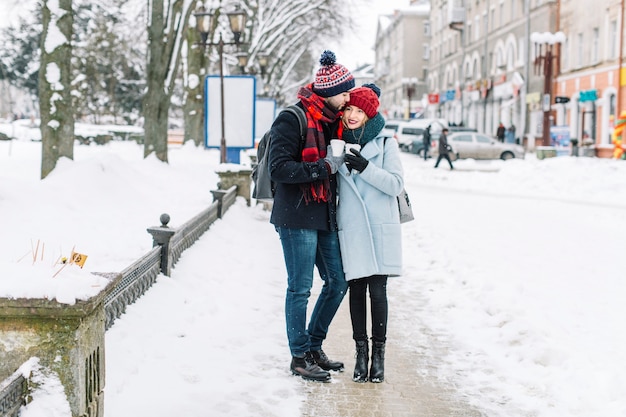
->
[276,227,348,357]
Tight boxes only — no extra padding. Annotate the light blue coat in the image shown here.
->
[337,135,404,281]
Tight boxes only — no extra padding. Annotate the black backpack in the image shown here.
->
[251,105,307,201]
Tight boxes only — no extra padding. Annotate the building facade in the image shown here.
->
[373,0,626,155]
[425,0,558,147]
[555,0,624,155]
[374,1,431,119]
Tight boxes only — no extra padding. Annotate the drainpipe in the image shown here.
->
[522,0,530,144]
[482,0,490,133]
[618,0,625,113]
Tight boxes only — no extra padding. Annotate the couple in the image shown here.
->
[267,50,404,383]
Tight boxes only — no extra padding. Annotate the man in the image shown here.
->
[434,127,454,170]
[268,50,353,382]
[422,124,432,160]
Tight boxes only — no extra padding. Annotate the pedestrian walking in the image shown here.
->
[337,84,404,383]
[496,122,505,142]
[268,50,354,382]
[422,125,432,160]
[434,128,454,170]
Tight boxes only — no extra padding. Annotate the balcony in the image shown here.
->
[448,7,466,25]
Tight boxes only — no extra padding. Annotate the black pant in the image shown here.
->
[349,275,388,343]
[435,153,454,169]
[423,146,429,160]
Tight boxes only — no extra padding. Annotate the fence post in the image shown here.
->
[210,190,228,218]
[215,168,252,206]
[0,291,108,417]
[146,213,176,277]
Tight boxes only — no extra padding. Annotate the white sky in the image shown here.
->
[332,0,411,69]
[2,123,626,416]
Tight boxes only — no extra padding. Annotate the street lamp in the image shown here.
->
[194,4,247,164]
[402,77,418,120]
[257,53,269,76]
[531,31,566,147]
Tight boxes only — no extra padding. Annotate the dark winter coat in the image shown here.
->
[423,127,431,146]
[438,131,450,155]
[268,102,339,231]
[496,125,505,140]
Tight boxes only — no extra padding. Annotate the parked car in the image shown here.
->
[433,131,525,160]
[385,118,448,152]
[406,119,450,156]
[384,120,424,151]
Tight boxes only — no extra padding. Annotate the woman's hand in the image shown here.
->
[345,149,369,173]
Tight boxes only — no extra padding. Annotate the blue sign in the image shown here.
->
[550,125,571,155]
[579,89,597,102]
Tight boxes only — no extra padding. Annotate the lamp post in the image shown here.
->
[530,31,566,147]
[194,4,247,164]
[402,77,418,120]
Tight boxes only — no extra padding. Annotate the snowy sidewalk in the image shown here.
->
[103,199,483,417]
[299,298,483,417]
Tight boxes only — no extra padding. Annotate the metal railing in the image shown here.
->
[0,371,27,417]
[1,185,240,415]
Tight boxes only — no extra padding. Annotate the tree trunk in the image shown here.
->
[143,0,168,161]
[143,0,195,161]
[143,86,170,160]
[184,26,206,147]
[39,0,74,179]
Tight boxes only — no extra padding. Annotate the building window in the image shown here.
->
[475,16,480,40]
[562,39,569,70]
[609,20,617,59]
[424,21,431,36]
[577,33,583,68]
[483,13,488,36]
[424,44,430,60]
[592,28,599,63]
[499,1,504,27]
[510,0,515,21]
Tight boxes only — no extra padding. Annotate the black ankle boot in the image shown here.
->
[290,354,331,382]
[310,349,344,372]
[353,340,369,382]
[369,341,385,383]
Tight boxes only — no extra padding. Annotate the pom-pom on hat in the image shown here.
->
[347,85,380,118]
[362,83,381,98]
[312,50,355,98]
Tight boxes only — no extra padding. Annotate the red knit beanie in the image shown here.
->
[347,86,380,118]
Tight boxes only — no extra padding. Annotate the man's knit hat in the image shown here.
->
[347,84,380,118]
[312,50,355,98]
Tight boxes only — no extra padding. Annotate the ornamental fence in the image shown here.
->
[0,184,240,417]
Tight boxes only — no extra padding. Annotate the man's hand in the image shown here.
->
[324,145,344,174]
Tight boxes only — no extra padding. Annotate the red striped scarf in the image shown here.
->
[296,84,341,203]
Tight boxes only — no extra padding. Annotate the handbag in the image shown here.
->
[382,137,414,224]
[397,188,414,223]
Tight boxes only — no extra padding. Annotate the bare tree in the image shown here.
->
[39,0,75,179]
[182,0,352,148]
[143,0,196,161]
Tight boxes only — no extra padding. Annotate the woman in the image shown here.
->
[336,84,404,383]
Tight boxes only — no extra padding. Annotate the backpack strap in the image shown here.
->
[282,104,307,145]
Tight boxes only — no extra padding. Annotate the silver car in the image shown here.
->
[441,132,525,160]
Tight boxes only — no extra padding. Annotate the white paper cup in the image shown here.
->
[330,139,345,156]
[345,144,361,154]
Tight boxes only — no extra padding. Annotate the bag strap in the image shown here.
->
[282,104,307,144]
